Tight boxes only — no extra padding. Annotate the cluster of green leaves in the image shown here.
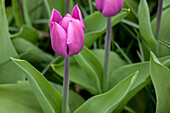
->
[0,0,170,113]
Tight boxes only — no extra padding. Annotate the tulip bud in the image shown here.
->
[95,0,124,17]
[50,4,85,57]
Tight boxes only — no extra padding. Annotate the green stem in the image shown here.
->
[103,17,112,92]
[64,0,71,14]
[156,0,163,40]
[62,57,70,113]
[88,0,93,14]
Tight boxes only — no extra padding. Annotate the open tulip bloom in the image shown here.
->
[50,4,85,57]
[96,0,124,17]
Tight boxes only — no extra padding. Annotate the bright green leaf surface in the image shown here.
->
[74,72,138,113]
[92,49,126,76]
[11,58,62,113]
[0,0,25,83]
[12,38,54,71]
[84,9,130,47]
[0,81,43,113]
[138,0,158,52]
[11,25,39,43]
[163,0,170,8]
[74,47,103,93]
[5,6,13,24]
[150,53,170,113]
[109,56,170,112]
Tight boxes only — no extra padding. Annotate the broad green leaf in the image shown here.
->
[12,0,25,28]
[74,47,103,93]
[0,0,25,83]
[11,25,39,43]
[0,81,43,113]
[84,9,130,47]
[138,0,158,52]
[151,8,170,56]
[11,58,63,113]
[12,38,54,71]
[74,72,138,113]
[109,56,170,112]
[50,82,85,113]
[52,57,98,94]
[150,52,170,113]
[92,49,126,76]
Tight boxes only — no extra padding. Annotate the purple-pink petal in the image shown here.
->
[67,20,84,56]
[95,0,103,12]
[59,14,72,32]
[102,0,124,17]
[95,0,124,17]
[51,22,68,57]
[71,4,85,30]
[50,8,63,30]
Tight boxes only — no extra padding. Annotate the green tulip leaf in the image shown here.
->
[50,82,85,113]
[84,8,130,47]
[0,81,43,113]
[150,52,170,113]
[0,0,25,83]
[138,0,158,52]
[11,58,63,113]
[5,6,13,24]
[125,0,138,17]
[12,0,25,27]
[12,38,54,71]
[74,71,138,113]
[92,49,126,76]
[109,55,170,112]
[74,46,103,93]
[11,25,39,43]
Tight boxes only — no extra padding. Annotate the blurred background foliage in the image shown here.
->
[1,0,170,112]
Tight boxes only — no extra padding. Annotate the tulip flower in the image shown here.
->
[50,4,85,57]
[95,0,124,17]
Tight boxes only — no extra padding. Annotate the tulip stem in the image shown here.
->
[156,0,163,40]
[62,57,70,113]
[64,0,71,14]
[103,17,112,92]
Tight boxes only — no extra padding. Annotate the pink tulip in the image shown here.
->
[50,4,85,57]
[95,0,124,17]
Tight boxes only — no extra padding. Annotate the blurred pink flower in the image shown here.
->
[50,4,85,57]
[95,0,124,17]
